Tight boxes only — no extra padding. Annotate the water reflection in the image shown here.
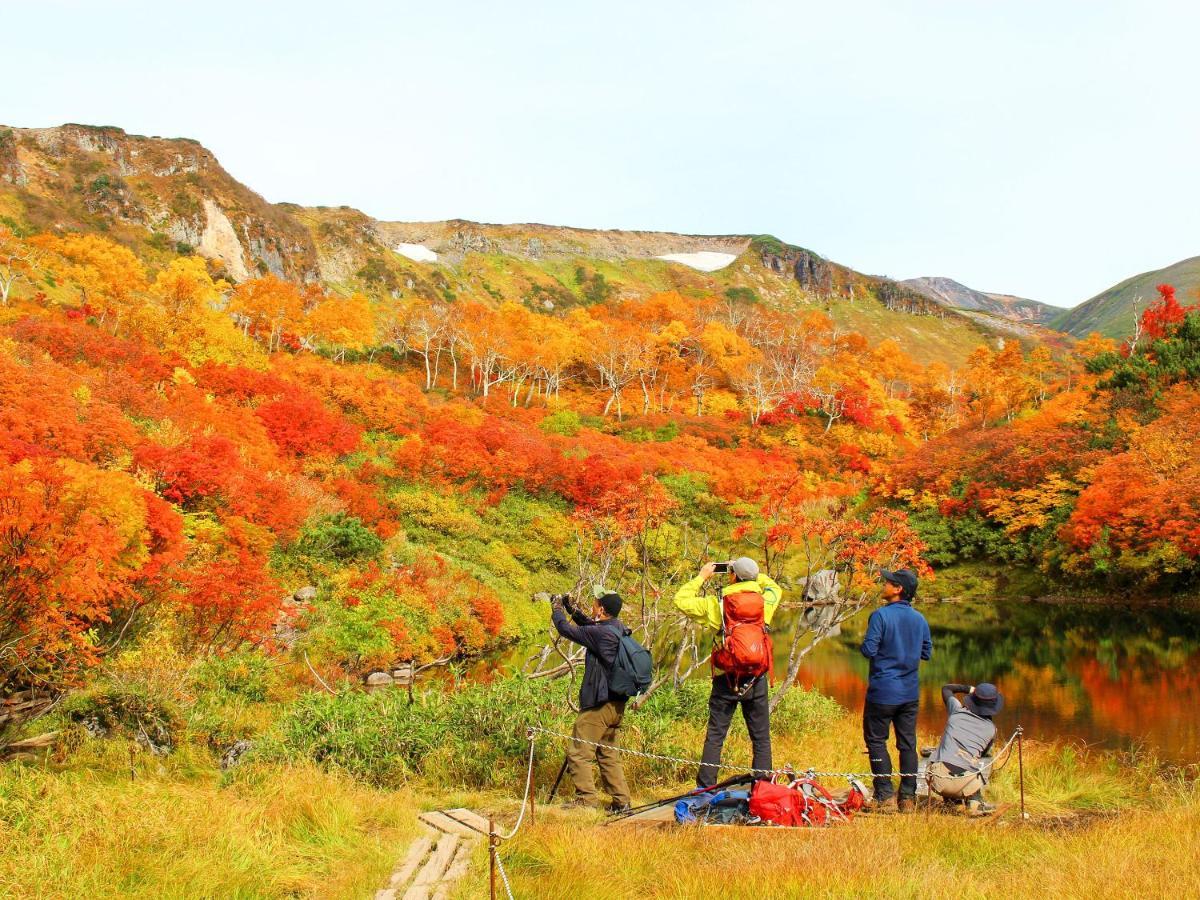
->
[789,600,1200,763]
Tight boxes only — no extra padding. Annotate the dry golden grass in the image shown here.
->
[473,801,1200,900]
[1,711,1194,899]
[0,750,417,899]
[450,713,1200,899]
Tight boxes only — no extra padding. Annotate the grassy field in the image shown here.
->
[3,687,1195,899]
[0,747,417,899]
[458,716,1199,899]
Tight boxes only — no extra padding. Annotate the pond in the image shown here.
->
[790,598,1200,764]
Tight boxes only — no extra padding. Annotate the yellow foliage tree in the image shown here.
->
[305,293,376,362]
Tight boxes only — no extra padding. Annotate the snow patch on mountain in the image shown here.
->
[395,243,438,263]
[655,251,737,272]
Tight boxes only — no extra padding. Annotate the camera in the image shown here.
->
[712,561,733,575]
[532,592,571,604]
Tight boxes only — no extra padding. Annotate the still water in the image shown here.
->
[791,598,1200,764]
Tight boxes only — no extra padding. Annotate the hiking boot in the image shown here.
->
[607,800,632,815]
[967,799,996,817]
[561,798,599,811]
[866,795,895,813]
[897,797,916,814]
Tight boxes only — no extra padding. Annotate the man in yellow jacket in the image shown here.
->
[674,557,783,787]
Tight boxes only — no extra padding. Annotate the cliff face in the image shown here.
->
[0,124,320,282]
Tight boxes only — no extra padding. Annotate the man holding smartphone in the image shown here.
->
[674,557,782,787]
[547,588,632,812]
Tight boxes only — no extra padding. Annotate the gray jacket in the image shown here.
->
[931,683,997,778]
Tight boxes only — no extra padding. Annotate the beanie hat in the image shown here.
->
[731,557,759,581]
[598,592,623,618]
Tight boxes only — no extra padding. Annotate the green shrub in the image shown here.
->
[294,513,383,566]
[770,686,842,736]
[540,408,581,437]
[192,651,272,702]
[60,683,183,753]
[724,286,760,304]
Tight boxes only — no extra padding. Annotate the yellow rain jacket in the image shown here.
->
[673,575,784,634]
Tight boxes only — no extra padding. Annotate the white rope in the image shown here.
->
[496,733,537,841]
[495,850,515,900]
[527,724,1023,782]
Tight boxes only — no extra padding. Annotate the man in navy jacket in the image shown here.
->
[860,568,932,811]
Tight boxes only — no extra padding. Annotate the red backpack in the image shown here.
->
[711,590,773,683]
[749,777,866,827]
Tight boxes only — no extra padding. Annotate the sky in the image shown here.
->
[4,0,1199,308]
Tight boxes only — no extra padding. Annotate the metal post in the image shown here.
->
[1017,727,1026,822]
[489,818,497,900]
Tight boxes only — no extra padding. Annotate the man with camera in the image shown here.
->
[674,557,782,788]
[543,588,632,812]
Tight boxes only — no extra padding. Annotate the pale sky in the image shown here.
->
[5,0,1199,307]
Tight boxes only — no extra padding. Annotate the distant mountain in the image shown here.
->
[902,276,1060,324]
[1051,256,1200,339]
[0,122,1042,368]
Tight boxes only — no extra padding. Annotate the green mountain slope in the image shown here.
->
[1052,255,1200,339]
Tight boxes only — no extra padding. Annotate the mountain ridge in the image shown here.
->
[901,275,1060,324]
[0,122,1048,367]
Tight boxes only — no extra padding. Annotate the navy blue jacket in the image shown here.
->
[551,604,628,709]
[859,600,932,705]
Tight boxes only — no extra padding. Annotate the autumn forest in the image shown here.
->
[3,116,1200,898]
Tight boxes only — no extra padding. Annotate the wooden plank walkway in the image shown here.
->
[374,809,485,900]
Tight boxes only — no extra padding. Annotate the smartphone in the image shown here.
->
[712,561,732,574]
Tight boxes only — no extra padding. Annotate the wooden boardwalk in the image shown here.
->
[374,808,489,900]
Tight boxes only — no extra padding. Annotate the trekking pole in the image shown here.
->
[489,818,497,900]
[1017,726,1026,822]
[547,753,569,802]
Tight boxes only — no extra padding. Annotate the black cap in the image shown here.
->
[964,683,1004,717]
[880,568,918,602]
[598,592,623,618]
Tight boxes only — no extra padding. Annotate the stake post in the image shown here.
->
[489,818,497,900]
[1017,727,1026,822]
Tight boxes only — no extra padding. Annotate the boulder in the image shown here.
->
[365,671,395,690]
[293,585,318,603]
[221,739,253,771]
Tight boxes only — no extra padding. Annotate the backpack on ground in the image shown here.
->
[711,590,772,683]
[607,628,653,698]
[749,776,866,827]
[674,789,751,825]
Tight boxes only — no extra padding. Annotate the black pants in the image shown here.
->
[697,675,771,788]
[863,699,919,800]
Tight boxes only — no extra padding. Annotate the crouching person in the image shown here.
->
[928,682,1004,816]
[674,558,782,788]
[550,590,632,812]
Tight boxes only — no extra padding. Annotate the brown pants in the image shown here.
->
[566,700,630,806]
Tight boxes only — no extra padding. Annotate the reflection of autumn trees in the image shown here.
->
[798,601,1200,757]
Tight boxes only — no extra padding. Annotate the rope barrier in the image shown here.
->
[495,849,515,900]
[497,732,537,841]
[526,724,1023,782]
